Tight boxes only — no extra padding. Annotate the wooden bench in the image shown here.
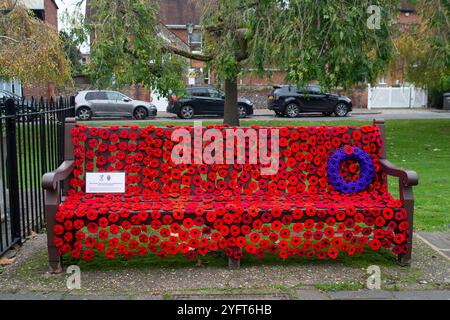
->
[43,119,418,273]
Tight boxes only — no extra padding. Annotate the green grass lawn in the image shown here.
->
[383,119,450,232]
[1,123,62,189]
[82,118,450,232]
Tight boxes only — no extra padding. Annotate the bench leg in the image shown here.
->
[398,252,411,267]
[228,247,241,269]
[398,186,414,268]
[398,235,413,267]
[48,246,63,274]
[228,256,241,269]
[45,189,63,274]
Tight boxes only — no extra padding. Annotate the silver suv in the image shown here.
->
[75,90,157,120]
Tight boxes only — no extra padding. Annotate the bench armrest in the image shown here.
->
[379,159,418,187]
[379,158,417,266]
[42,160,75,191]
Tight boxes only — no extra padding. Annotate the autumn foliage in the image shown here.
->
[0,0,71,86]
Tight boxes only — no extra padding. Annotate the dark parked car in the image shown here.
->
[167,86,254,119]
[268,85,353,118]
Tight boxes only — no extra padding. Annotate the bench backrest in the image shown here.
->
[68,122,387,197]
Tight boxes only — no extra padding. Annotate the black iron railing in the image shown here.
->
[0,97,75,255]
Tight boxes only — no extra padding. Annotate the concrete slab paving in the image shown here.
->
[132,295,164,300]
[392,290,450,300]
[171,294,292,300]
[64,295,131,300]
[0,293,63,300]
[417,232,450,259]
[329,290,395,300]
[1,290,450,300]
[1,234,449,301]
[296,289,330,300]
[86,108,450,124]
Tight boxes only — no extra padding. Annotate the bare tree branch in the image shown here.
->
[236,28,248,62]
[163,44,213,62]
[0,34,19,42]
[0,0,18,15]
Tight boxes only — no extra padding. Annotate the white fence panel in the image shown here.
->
[411,88,428,108]
[368,85,427,109]
[151,90,168,112]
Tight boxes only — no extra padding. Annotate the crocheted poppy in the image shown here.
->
[56,124,411,263]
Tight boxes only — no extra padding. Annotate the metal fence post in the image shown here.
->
[39,97,47,179]
[5,98,21,242]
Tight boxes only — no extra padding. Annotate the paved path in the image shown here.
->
[417,232,450,260]
[0,289,449,300]
[87,108,450,123]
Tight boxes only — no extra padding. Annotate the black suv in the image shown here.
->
[268,85,353,118]
[167,86,254,119]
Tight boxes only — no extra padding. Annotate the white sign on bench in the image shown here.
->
[85,172,126,194]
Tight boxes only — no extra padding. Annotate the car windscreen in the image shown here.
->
[189,89,209,97]
[305,86,321,94]
[207,89,222,98]
[273,86,296,94]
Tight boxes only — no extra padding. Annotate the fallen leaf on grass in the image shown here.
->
[0,257,15,266]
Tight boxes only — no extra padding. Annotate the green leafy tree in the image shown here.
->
[0,0,72,86]
[394,0,449,104]
[78,0,399,125]
[60,30,83,75]
[79,0,188,97]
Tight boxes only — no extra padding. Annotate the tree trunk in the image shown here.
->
[224,78,240,126]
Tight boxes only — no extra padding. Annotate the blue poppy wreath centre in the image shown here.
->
[327,146,375,194]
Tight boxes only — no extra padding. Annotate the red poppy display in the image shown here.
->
[53,124,410,263]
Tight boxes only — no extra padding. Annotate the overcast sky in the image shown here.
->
[56,0,88,52]
[56,0,85,30]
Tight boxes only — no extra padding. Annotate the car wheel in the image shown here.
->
[134,106,148,120]
[334,103,349,117]
[322,111,333,117]
[180,105,195,119]
[238,105,247,119]
[285,103,300,118]
[77,107,92,121]
[275,111,284,117]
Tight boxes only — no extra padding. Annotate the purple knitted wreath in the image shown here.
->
[327,146,375,194]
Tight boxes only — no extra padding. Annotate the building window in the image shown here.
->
[204,69,211,85]
[378,74,387,86]
[31,10,45,21]
[0,78,22,96]
[188,32,203,53]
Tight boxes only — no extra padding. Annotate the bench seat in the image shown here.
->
[57,191,405,213]
[52,190,410,261]
[43,120,418,272]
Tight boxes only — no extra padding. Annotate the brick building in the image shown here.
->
[157,0,210,86]
[157,0,286,87]
[22,0,59,98]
